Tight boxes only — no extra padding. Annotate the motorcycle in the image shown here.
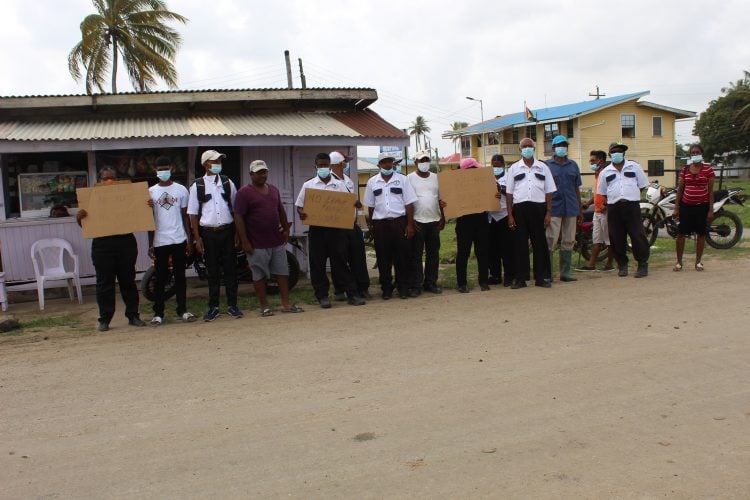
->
[141,236,304,302]
[574,206,607,262]
[640,181,744,249]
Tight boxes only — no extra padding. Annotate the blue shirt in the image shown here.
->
[545,157,582,217]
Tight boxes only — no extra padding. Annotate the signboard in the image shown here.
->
[380,145,404,162]
[76,182,155,238]
[302,189,357,229]
[438,167,499,219]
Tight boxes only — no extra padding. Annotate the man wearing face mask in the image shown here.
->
[577,150,615,272]
[487,154,514,287]
[595,142,650,278]
[506,138,557,289]
[147,156,195,326]
[187,150,241,321]
[406,150,445,295]
[544,135,582,282]
[363,152,418,300]
[329,150,371,300]
[296,153,365,308]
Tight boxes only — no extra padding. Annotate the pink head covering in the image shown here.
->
[459,157,482,169]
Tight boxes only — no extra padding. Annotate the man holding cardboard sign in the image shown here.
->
[296,153,365,308]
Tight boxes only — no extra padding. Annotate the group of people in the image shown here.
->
[77,138,715,331]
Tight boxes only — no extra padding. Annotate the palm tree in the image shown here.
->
[68,0,188,94]
[409,116,431,151]
[450,121,468,153]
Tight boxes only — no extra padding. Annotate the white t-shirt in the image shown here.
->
[407,172,441,223]
[488,175,509,221]
[149,182,189,247]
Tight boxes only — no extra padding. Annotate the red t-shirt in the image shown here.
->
[680,163,715,205]
[593,171,606,213]
[233,183,285,249]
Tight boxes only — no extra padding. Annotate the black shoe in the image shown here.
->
[457,285,470,293]
[128,317,146,327]
[97,321,109,332]
[480,283,490,291]
[319,297,332,309]
[503,279,513,287]
[487,277,502,285]
[408,288,420,298]
[203,307,221,322]
[360,289,372,300]
[618,266,628,277]
[227,306,244,318]
[398,289,409,299]
[334,292,347,302]
[535,279,552,288]
[424,285,443,294]
[634,262,649,278]
[511,280,527,289]
[381,290,393,300]
[347,295,366,306]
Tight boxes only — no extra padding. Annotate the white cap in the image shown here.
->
[249,160,268,172]
[329,151,346,165]
[415,150,430,160]
[378,151,396,162]
[201,150,226,164]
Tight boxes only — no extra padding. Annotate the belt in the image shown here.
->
[201,223,234,232]
[373,216,406,222]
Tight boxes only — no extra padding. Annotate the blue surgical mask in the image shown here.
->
[690,155,703,164]
[380,168,393,176]
[343,163,350,175]
[210,164,222,175]
[317,167,331,179]
[611,152,624,164]
[590,163,600,172]
[156,170,171,182]
[521,147,535,159]
[554,146,568,157]
[493,167,503,177]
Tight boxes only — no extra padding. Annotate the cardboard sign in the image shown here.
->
[302,189,357,229]
[76,182,155,238]
[438,167,500,219]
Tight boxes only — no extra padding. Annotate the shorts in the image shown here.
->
[592,212,610,245]
[248,245,288,281]
[678,204,709,236]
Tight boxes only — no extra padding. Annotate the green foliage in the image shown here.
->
[409,116,431,151]
[693,72,750,160]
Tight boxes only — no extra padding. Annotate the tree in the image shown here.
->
[409,116,431,151]
[693,71,750,159]
[68,0,188,94]
[450,121,468,153]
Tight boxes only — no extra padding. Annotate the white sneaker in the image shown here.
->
[180,312,197,322]
[150,316,163,326]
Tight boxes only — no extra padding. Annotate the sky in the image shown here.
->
[1,0,749,158]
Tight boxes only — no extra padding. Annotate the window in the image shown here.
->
[566,120,575,138]
[647,159,664,176]
[621,114,636,138]
[475,135,482,147]
[652,116,662,137]
[543,123,559,140]
[460,136,471,157]
[525,125,537,142]
[486,132,500,145]
[512,128,519,144]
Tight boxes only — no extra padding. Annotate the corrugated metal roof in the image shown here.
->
[0,87,374,100]
[0,111,406,141]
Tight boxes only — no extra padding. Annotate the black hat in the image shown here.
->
[608,142,629,153]
[155,156,171,166]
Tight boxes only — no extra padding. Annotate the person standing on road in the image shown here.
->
[147,156,196,326]
[406,150,445,295]
[487,154,514,287]
[672,144,715,272]
[363,152,417,300]
[234,160,302,317]
[76,167,145,331]
[577,150,615,272]
[296,153,365,309]
[506,138,557,289]
[544,135,582,282]
[187,150,242,321]
[596,142,650,278]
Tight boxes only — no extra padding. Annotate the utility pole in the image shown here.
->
[284,50,293,89]
[298,58,307,89]
[589,85,606,100]
[466,96,485,165]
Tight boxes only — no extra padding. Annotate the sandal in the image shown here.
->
[261,308,274,317]
[695,262,704,271]
[281,304,305,313]
[673,263,682,272]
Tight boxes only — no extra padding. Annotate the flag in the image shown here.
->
[525,105,537,122]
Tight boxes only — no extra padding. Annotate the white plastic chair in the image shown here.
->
[30,238,83,310]
[0,271,7,311]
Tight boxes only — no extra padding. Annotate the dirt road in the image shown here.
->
[1,260,749,499]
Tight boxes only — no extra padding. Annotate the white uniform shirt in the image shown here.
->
[149,182,189,247]
[187,174,237,227]
[295,175,348,208]
[407,172,441,223]
[506,159,557,203]
[363,172,418,220]
[331,172,356,193]
[596,160,648,203]
[488,174,509,222]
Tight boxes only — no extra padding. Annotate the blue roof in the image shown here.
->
[456,91,650,135]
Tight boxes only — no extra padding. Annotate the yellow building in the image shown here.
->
[443,91,695,188]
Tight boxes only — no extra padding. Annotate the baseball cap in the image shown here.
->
[329,151,347,164]
[415,150,430,161]
[459,157,482,169]
[201,150,226,164]
[552,135,568,146]
[249,160,268,172]
[333,150,353,161]
[608,141,629,152]
[378,151,396,162]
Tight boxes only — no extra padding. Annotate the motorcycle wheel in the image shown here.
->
[705,210,743,249]
[263,251,301,295]
[642,215,659,247]
[141,266,177,303]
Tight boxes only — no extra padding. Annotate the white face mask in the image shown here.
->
[417,162,430,173]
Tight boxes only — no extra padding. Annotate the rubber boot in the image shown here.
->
[560,250,578,282]
[634,261,648,278]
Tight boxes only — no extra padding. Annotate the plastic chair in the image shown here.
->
[0,271,7,312]
[30,238,83,310]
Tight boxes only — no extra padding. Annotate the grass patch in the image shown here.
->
[18,314,82,333]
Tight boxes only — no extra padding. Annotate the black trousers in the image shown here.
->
[455,213,489,287]
[91,233,139,324]
[372,217,410,293]
[488,216,514,283]
[512,202,551,283]
[410,220,441,289]
[153,241,187,317]
[607,200,650,265]
[334,224,370,295]
[309,226,357,300]
[200,224,237,308]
